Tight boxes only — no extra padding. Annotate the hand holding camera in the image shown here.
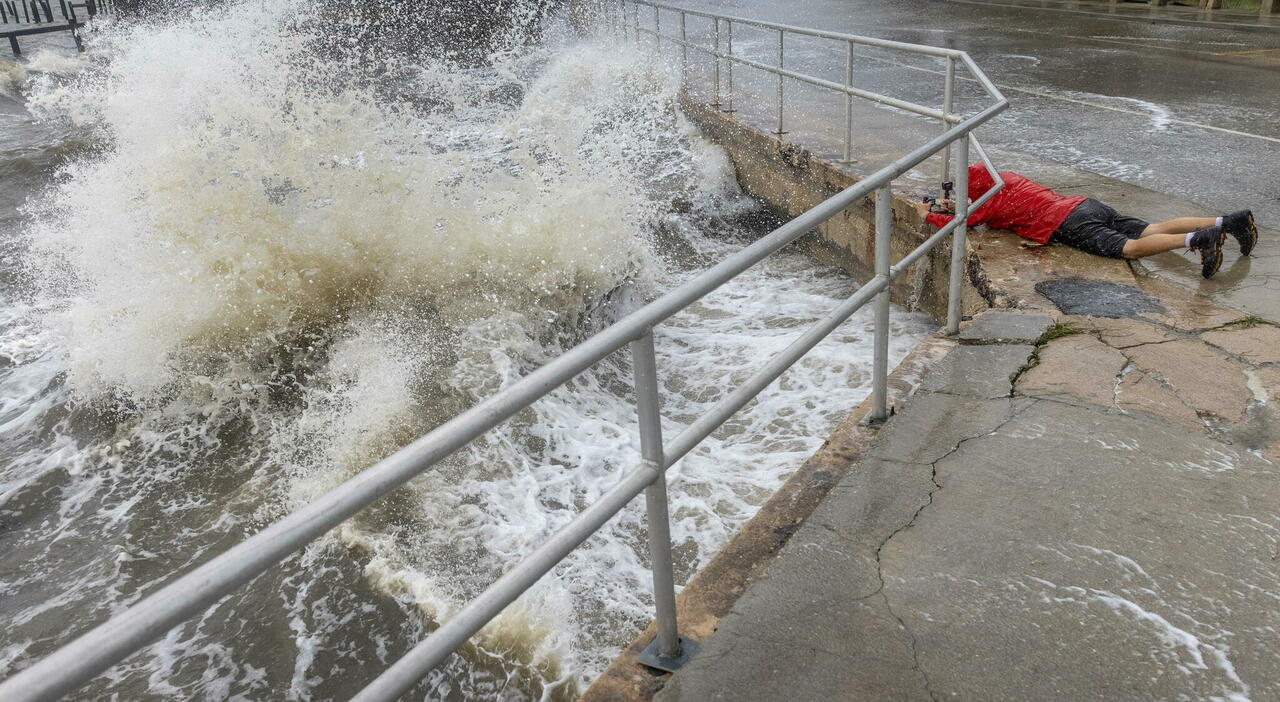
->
[916,196,956,218]
[916,180,956,219]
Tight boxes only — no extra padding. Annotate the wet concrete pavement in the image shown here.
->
[668,0,1280,229]
[948,0,1280,31]
[652,308,1280,702]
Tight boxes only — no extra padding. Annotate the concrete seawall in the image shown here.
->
[679,95,994,324]
[580,94,990,702]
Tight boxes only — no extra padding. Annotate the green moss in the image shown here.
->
[1220,315,1272,330]
[1036,322,1085,346]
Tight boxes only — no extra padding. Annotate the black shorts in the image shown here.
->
[1050,199,1150,259]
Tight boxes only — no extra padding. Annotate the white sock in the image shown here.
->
[1216,216,1223,227]
[1185,232,1196,248]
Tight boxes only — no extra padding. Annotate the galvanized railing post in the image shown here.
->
[872,187,892,421]
[712,17,721,108]
[775,28,785,135]
[843,40,854,163]
[940,56,955,187]
[653,4,659,50]
[725,20,734,112]
[946,134,971,334]
[631,331,695,671]
[679,11,687,79]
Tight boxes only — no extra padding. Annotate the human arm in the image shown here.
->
[920,196,995,229]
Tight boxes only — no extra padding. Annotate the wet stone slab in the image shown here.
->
[1034,278,1166,319]
[1122,339,1252,423]
[1017,333,1127,408]
[1065,315,1173,348]
[957,312,1053,346]
[916,344,1035,400]
[1201,324,1280,366]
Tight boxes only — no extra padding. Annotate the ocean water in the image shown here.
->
[0,2,933,699]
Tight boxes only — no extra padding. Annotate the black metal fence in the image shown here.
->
[2,0,113,26]
[2,0,113,55]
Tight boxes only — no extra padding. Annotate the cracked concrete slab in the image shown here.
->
[1122,339,1252,423]
[957,312,1053,346]
[880,400,1280,702]
[916,344,1035,399]
[652,331,1280,702]
[1113,368,1205,431]
[1064,315,1174,349]
[864,393,1017,465]
[1202,324,1280,366]
[653,456,936,702]
[1017,333,1127,407]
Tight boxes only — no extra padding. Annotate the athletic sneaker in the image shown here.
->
[1222,210,1257,256]
[1189,226,1225,279]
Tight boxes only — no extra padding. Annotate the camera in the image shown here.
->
[922,181,956,214]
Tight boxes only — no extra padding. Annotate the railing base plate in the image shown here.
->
[637,635,700,673]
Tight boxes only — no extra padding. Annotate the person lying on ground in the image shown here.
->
[915,164,1258,279]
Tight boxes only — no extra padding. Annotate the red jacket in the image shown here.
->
[925,165,1086,245]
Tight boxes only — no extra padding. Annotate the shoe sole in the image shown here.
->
[1205,230,1225,279]
[1241,213,1258,256]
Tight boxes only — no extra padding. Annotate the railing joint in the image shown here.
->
[636,634,701,673]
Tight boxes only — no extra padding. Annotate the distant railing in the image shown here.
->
[1,0,112,25]
[621,0,977,185]
[2,0,112,55]
[0,3,1007,701]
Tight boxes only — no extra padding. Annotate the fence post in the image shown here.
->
[872,187,892,421]
[946,135,971,334]
[679,11,687,79]
[631,331,697,672]
[653,4,659,50]
[725,20,733,112]
[843,40,854,163]
[775,29,785,135]
[712,17,721,108]
[940,56,955,188]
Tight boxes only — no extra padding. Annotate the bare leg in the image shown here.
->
[1122,233,1190,259]
[1139,217,1216,237]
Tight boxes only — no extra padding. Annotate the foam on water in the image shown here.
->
[0,1,932,698]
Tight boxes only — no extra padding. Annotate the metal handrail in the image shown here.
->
[0,3,1007,701]
[625,0,1008,180]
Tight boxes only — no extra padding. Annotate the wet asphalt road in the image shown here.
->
[672,0,1280,226]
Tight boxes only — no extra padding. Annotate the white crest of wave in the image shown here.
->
[23,0,679,406]
[15,0,744,693]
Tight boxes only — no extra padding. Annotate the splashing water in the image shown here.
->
[0,1,933,699]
